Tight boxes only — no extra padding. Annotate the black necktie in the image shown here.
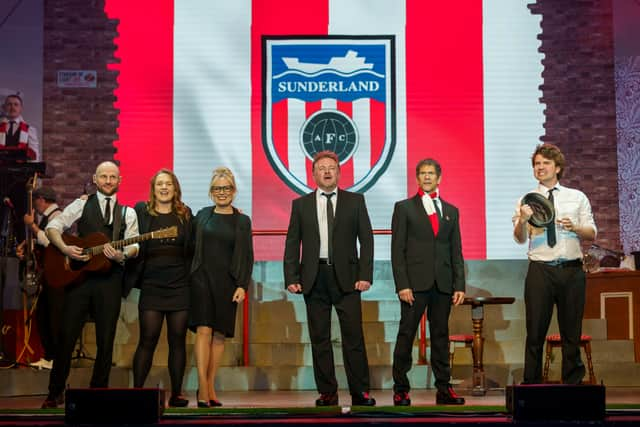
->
[104,197,111,225]
[546,189,556,247]
[433,198,442,218]
[322,192,335,263]
[8,120,16,135]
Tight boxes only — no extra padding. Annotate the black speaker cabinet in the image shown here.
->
[65,388,165,424]
[506,384,605,421]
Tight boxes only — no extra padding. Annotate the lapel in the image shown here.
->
[333,188,345,230]
[303,191,320,237]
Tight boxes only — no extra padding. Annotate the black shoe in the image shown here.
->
[393,391,411,406]
[41,393,64,409]
[169,395,189,407]
[209,399,223,407]
[351,391,376,406]
[435,387,465,405]
[315,392,338,406]
[197,400,210,408]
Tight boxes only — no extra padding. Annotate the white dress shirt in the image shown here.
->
[513,183,597,262]
[34,203,60,247]
[47,192,139,251]
[316,188,337,259]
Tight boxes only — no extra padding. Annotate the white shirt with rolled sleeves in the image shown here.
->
[513,183,596,262]
[46,193,139,253]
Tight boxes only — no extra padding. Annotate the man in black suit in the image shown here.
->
[390,158,466,406]
[284,150,375,407]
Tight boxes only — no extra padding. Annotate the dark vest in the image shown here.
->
[5,121,20,147]
[78,194,125,241]
[38,207,61,230]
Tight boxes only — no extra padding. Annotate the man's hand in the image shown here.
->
[355,280,371,292]
[16,241,26,259]
[452,291,465,306]
[103,243,124,263]
[398,288,415,306]
[23,209,35,226]
[232,287,246,303]
[519,204,533,224]
[64,244,89,261]
[287,283,302,294]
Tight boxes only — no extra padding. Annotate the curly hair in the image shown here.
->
[146,168,190,221]
[531,143,565,179]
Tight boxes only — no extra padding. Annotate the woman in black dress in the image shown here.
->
[127,169,193,407]
[190,167,253,407]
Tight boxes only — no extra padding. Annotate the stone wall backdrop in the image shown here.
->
[42,0,119,203]
[529,0,620,251]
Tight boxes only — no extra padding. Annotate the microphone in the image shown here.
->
[3,197,15,209]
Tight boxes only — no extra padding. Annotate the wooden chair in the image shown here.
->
[542,334,596,384]
[449,334,475,368]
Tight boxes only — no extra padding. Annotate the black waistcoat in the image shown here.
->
[77,194,125,241]
[5,123,20,147]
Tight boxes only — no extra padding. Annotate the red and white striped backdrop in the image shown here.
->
[105,0,544,261]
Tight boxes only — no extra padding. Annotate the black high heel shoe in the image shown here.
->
[169,395,189,407]
[209,399,223,407]
[196,389,209,408]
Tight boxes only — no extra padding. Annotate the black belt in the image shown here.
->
[318,258,332,265]
[535,259,582,268]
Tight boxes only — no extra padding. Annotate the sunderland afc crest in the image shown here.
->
[263,36,396,194]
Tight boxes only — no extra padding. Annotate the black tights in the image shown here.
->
[133,309,188,396]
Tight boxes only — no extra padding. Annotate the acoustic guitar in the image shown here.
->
[44,226,177,288]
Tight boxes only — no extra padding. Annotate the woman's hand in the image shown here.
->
[232,287,246,303]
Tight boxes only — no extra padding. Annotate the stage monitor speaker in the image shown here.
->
[65,388,165,424]
[506,384,605,421]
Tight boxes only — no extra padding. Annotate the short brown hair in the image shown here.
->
[415,158,442,178]
[532,143,565,179]
[312,151,340,170]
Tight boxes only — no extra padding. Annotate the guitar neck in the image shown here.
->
[85,230,158,256]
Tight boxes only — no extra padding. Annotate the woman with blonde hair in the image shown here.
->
[126,168,194,407]
[190,167,253,407]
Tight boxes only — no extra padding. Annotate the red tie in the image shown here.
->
[418,189,439,236]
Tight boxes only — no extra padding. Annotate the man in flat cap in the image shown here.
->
[17,186,63,370]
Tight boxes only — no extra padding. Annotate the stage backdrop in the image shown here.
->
[105,0,544,261]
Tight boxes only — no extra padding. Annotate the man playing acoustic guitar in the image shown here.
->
[42,161,139,408]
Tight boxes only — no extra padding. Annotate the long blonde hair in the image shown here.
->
[146,168,190,221]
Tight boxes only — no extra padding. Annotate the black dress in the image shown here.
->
[189,206,253,337]
[139,213,189,311]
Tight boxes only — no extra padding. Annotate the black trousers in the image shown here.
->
[48,270,123,396]
[304,264,370,394]
[523,261,586,384]
[392,287,452,393]
[36,285,64,361]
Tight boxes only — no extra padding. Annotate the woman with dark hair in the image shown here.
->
[190,167,253,408]
[127,169,193,407]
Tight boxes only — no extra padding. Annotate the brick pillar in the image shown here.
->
[42,0,119,205]
[529,0,619,250]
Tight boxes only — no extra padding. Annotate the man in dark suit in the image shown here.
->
[284,150,375,407]
[391,158,466,406]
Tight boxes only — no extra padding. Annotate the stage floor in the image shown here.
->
[1,388,640,426]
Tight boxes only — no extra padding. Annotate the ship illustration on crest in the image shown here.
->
[280,50,374,75]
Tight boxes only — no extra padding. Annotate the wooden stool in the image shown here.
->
[449,334,475,368]
[542,334,596,384]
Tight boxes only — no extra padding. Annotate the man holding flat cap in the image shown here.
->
[513,143,596,385]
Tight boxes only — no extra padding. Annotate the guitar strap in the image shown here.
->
[111,203,127,241]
